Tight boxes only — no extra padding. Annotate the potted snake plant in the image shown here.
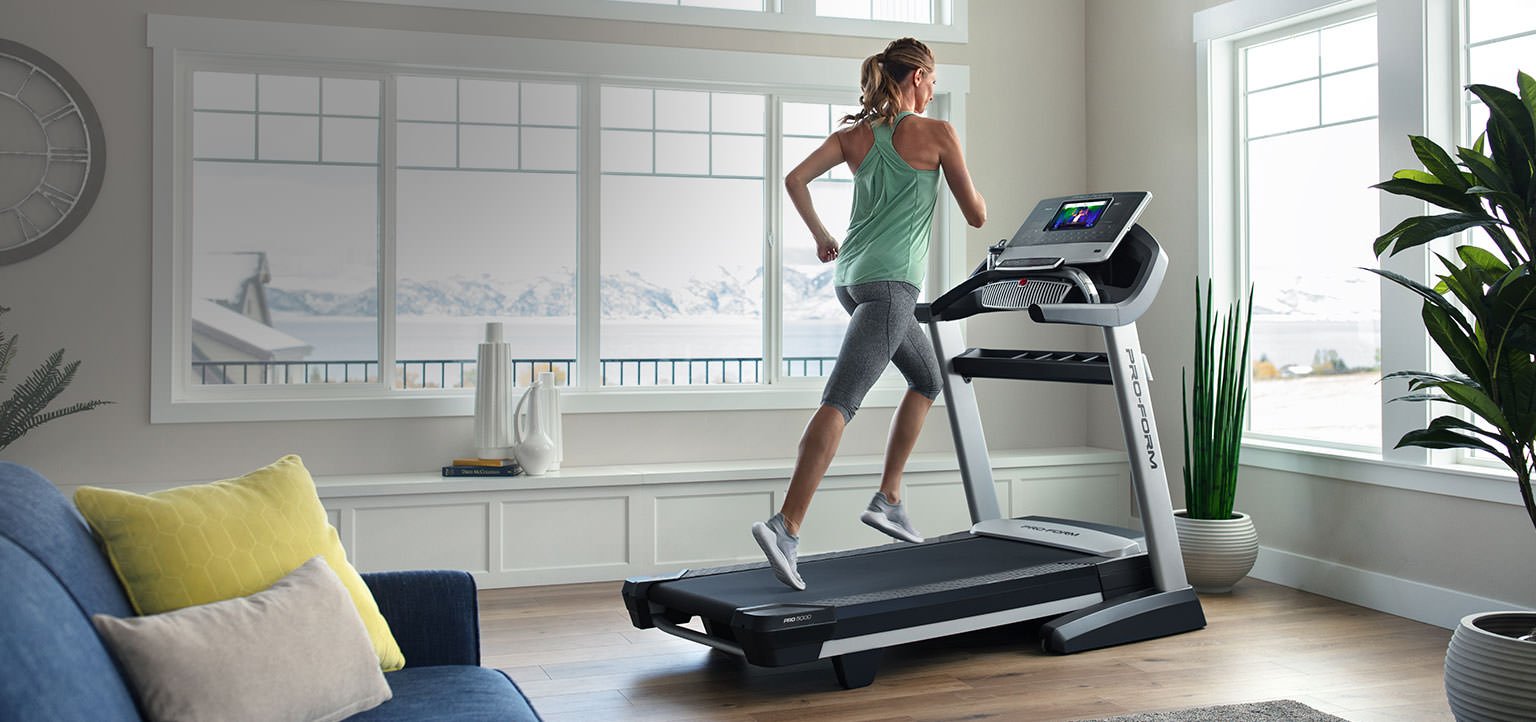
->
[1371,71,1536,721]
[1176,279,1258,593]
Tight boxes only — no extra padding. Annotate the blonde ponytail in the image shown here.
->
[840,37,934,127]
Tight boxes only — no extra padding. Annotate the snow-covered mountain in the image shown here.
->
[266,266,844,320]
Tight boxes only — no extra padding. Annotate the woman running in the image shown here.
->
[753,37,987,590]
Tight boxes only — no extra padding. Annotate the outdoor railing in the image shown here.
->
[192,356,837,388]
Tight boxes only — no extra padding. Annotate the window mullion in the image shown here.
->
[579,77,603,390]
[765,94,784,385]
[380,73,400,392]
[780,0,815,19]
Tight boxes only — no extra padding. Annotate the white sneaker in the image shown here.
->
[751,513,806,591]
[860,491,924,543]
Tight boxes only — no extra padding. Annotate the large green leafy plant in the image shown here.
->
[1371,71,1536,533]
[1181,279,1254,520]
[0,305,111,453]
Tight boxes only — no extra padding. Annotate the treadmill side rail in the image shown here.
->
[1040,587,1206,654]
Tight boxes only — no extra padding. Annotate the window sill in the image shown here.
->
[1241,437,1523,507]
[151,382,929,423]
[311,447,1122,498]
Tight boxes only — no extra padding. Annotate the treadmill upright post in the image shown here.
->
[928,319,1004,524]
[1102,322,1189,592]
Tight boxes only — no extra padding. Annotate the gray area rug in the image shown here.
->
[1080,699,1347,722]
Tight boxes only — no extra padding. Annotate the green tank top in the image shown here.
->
[834,111,941,288]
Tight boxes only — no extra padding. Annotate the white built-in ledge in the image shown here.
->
[314,447,1134,588]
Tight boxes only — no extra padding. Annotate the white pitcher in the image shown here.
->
[534,371,563,471]
[512,377,557,476]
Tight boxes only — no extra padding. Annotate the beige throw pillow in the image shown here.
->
[92,556,392,722]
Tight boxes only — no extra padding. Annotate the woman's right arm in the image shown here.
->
[785,133,847,263]
[936,121,986,228]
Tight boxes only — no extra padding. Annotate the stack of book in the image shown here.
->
[441,457,522,477]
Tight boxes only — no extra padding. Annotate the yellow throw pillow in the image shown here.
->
[74,455,405,671]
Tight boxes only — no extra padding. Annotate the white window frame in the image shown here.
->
[148,15,970,423]
[1231,5,1382,454]
[1450,0,1531,471]
[1195,0,1522,507]
[328,0,967,44]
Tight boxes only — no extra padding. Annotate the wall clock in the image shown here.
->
[0,39,106,265]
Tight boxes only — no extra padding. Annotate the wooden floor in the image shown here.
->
[480,579,1455,721]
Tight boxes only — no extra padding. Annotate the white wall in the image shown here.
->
[1084,0,1536,615]
[0,0,1096,488]
[1082,0,1220,483]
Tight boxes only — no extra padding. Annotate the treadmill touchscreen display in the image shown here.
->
[1045,199,1111,232]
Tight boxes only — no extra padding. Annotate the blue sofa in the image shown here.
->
[0,461,541,721]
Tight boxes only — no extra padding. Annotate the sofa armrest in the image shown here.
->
[362,570,480,668]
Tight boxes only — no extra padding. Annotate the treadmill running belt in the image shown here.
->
[650,535,1096,621]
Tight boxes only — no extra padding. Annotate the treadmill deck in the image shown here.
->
[643,532,1138,648]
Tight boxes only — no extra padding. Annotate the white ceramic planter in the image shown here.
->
[1445,612,1536,721]
[1173,510,1258,593]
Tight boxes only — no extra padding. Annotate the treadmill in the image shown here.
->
[622,191,1205,689]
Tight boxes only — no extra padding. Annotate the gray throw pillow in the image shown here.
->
[92,555,392,722]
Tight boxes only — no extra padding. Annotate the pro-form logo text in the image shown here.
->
[1020,524,1078,537]
[1126,349,1159,469]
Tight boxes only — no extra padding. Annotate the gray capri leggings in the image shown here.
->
[821,280,943,423]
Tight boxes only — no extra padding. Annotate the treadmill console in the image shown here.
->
[920,190,1166,328]
[995,191,1151,269]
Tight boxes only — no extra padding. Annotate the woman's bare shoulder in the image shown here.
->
[834,121,872,138]
[905,115,953,134]
[833,121,872,153]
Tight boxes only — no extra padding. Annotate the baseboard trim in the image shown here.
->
[1250,546,1532,630]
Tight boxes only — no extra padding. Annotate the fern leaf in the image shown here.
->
[0,351,72,449]
[8,399,113,444]
[0,305,111,453]
[0,333,15,387]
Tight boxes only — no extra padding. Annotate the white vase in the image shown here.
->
[1445,612,1536,721]
[472,322,513,459]
[512,380,556,476]
[1173,510,1258,593]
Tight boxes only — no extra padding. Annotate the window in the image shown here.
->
[150,17,971,421]
[1197,0,1536,498]
[599,86,766,385]
[190,71,383,386]
[328,0,966,43]
[817,0,934,23]
[188,71,581,391]
[395,77,580,389]
[1443,0,1536,467]
[610,0,765,9]
[1238,12,1382,450]
[780,101,860,379]
[1463,0,1536,142]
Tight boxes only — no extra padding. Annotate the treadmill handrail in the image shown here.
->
[921,225,1168,328]
[918,266,1038,322]
[1029,229,1167,327]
